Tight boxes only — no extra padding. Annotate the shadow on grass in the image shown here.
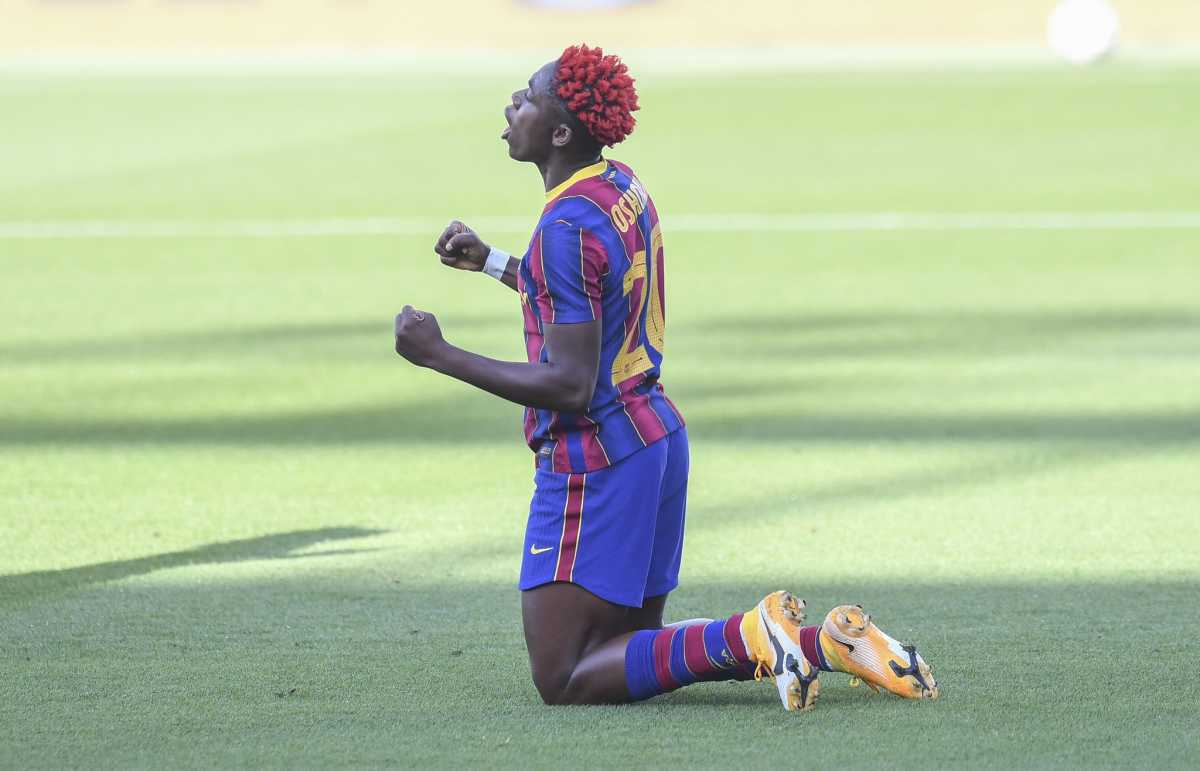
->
[4,571,1197,711]
[0,314,514,364]
[691,408,1200,444]
[0,398,515,445]
[5,402,1196,447]
[2,566,1197,767]
[3,306,1197,447]
[0,527,386,608]
[6,308,1195,365]
[689,308,1200,360]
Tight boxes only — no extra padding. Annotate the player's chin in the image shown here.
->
[503,133,532,161]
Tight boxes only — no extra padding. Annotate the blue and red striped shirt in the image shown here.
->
[516,158,684,473]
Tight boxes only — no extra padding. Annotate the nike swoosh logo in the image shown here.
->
[760,610,787,676]
[529,545,554,555]
[834,637,855,654]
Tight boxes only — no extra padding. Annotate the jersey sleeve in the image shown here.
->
[533,220,607,324]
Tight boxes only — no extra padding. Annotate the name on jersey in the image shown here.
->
[609,177,649,233]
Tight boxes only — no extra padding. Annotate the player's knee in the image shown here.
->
[529,663,573,705]
[536,684,569,705]
[531,664,607,705]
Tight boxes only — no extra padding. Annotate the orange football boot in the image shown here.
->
[740,591,821,712]
[819,604,939,700]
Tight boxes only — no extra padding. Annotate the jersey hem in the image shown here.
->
[517,576,646,609]
[534,422,686,475]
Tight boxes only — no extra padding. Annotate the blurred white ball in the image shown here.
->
[1047,0,1120,64]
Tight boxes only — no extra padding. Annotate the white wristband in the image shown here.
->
[483,247,511,281]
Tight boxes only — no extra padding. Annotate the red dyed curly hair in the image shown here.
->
[554,44,639,148]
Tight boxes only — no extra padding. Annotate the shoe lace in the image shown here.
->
[753,660,774,683]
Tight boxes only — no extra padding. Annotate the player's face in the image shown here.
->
[502,62,559,163]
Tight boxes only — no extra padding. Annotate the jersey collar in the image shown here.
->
[544,159,608,203]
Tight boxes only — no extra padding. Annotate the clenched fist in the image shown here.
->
[394,305,445,367]
[434,220,491,271]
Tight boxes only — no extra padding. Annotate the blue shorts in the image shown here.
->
[519,427,689,608]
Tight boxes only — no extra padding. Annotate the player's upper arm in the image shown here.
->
[533,220,607,325]
[542,320,601,412]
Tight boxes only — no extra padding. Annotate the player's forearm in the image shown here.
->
[498,256,519,291]
[429,343,590,412]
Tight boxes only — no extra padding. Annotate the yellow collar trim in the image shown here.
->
[545,159,608,202]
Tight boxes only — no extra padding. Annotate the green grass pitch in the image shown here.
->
[2,63,1198,768]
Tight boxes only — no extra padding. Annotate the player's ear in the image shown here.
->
[551,124,573,148]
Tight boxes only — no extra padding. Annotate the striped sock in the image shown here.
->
[623,614,756,701]
[799,625,837,672]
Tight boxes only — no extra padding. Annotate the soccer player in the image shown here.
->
[393,44,938,709]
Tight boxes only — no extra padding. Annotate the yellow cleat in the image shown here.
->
[819,604,939,700]
[740,591,820,712]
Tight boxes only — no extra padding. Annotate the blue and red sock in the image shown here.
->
[799,625,836,672]
[623,615,756,701]
[624,619,838,701]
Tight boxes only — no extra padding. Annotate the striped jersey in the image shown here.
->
[516,158,684,473]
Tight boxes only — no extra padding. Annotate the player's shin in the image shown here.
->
[623,591,820,712]
[623,615,757,700]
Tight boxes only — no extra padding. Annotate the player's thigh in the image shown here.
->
[521,581,630,698]
[644,428,690,600]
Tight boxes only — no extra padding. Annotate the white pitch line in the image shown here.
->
[2,212,1200,240]
[4,45,1200,76]
[670,212,1200,232]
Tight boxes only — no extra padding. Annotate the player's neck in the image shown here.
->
[540,154,604,194]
